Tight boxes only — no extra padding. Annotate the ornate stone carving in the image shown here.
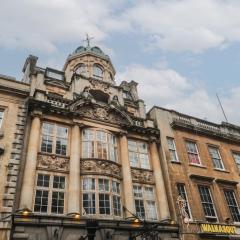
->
[81,159,121,179]
[89,78,111,94]
[37,154,69,171]
[131,168,154,184]
[78,105,131,126]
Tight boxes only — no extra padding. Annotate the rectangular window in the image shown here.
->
[177,183,191,219]
[113,195,121,216]
[99,193,110,214]
[34,173,66,214]
[41,123,68,156]
[128,140,150,169]
[82,129,117,162]
[208,146,224,170]
[232,152,240,169]
[133,185,157,220]
[83,193,96,214]
[83,178,95,191]
[198,186,217,221]
[0,110,4,128]
[167,137,179,162]
[186,141,201,165]
[224,190,240,222]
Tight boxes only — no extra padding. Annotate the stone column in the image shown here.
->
[149,139,170,220]
[119,133,135,218]
[20,114,41,209]
[67,124,81,213]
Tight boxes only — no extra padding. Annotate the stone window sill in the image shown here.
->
[214,168,230,173]
[189,164,207,169]
[171,161,181,165]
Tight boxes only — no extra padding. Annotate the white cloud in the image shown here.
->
[117,64,239,125]
[0,0,128,52]
[2,0,240,53]
[124,0,240,52]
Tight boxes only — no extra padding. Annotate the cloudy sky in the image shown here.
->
[0,0,240,124]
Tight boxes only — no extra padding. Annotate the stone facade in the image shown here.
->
[148,107,240,240]
[0,46,177,240]
[0,76,29,240]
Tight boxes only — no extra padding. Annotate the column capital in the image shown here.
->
[30,110,42,119]
[117,130,128,137]
[148,136,160,144]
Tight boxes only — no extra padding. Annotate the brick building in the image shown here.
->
[149,106,240,240]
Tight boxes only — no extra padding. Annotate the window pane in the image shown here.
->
[177,184,191,218]
[75,64,86,75]
[167,138,179,162]
[53,176,65,189]
[224,190,240,222]
[135,199,145,219]
[41,135,53,153]
[98,179,109,192]
[112,181,120,194]
[82,142,94,158]
[113,195,121,216]
[0,110,4,128]
[209,147,224,169]
[198,186,217,219]
[34,190,48,213]
[37,174,50,187]
[93,65,103,79]
[56,138,67,155]
[51,191,64,214]
[83,193,96,214]
[139,153,150,169]
[83,178,95,190]
[233,153,240,167]
[133,186,143,198]
[99,194,110,214]
[146,201,157,220]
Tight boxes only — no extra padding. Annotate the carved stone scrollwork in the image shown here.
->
[37,154,69,171]
[78,106,130,126]
[131,168,154,184]
[81,159,122,179]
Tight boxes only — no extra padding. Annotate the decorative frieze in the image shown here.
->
[81,159,122,179]
[37,154,69,172]
[131,168,154,184]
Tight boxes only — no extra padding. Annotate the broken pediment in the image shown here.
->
[69,98,133,126]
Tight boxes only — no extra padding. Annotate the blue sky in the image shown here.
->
[0,0,240,124]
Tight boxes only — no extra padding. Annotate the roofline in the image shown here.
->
[148,105,240,128]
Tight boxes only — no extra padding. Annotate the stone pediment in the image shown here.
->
[69,99,133,126]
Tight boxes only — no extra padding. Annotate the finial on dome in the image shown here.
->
[83,33,94,47]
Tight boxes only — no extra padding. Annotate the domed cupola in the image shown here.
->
[63,41,116,84]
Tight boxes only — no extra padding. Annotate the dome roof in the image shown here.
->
[72,45,109,59]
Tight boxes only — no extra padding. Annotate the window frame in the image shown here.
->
[82,128,118,162]
[74,63,87,76]
[128,139,150,169]
[82,176,122,217]
[33,172,67,215]
[167,137,179,162]
[177,183,192,220]
[208,146,225,170]
[185,141,201,166]
[224,189,240,223]
[198,185,218,222]
[40,122,69,156]
[232,151,240,170]
[93,64,103,79]
[133,184,158,221]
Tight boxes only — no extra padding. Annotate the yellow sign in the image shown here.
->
[200,223,236,235]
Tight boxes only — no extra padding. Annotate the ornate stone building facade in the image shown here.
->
[149,107,240,240]
[0,75,29,240]
[5,46,178,239]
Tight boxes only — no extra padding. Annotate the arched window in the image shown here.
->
[82,129,117,162]
[75,64,86,75]
[93,64,103,79]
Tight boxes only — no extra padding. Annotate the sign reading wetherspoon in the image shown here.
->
[200,223,236,235]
